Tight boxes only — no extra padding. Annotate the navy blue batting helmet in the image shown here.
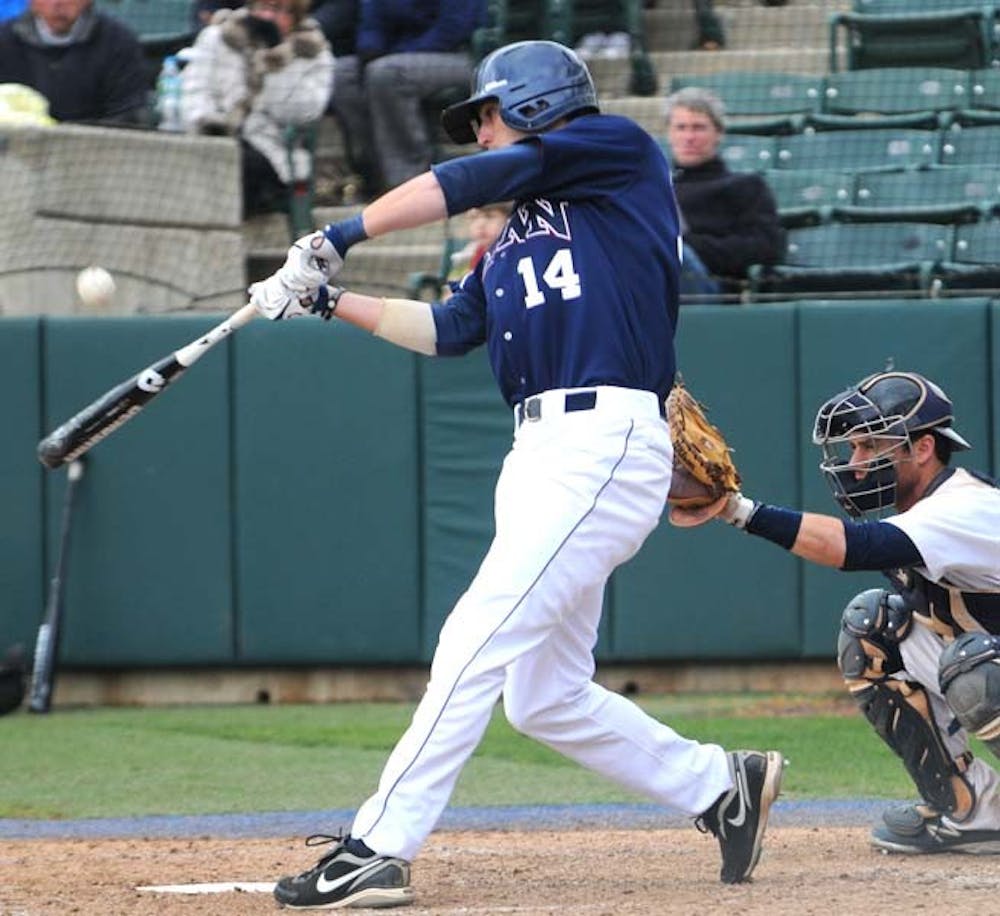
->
[813,371,971,517]
[442,40,599,144]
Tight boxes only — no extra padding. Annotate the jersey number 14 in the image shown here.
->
[516,249,582,308]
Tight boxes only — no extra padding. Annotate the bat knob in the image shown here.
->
[37,436,67,470]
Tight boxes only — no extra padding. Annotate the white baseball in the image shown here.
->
[76,266,116,308]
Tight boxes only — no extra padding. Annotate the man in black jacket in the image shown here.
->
[0,0,148,124]
[665,86,785,300]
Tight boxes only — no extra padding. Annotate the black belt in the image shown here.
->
[515,390,597,425]
[515,390,666,424]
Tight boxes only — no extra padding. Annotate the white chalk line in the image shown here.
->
[136,881,275,894]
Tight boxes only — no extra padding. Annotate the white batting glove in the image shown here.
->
[249,277,334,321]
[280,230,344,292]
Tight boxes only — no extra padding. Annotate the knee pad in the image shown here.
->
[940,632,1000,758]
[838,588,913,681]
[855,679,975,820]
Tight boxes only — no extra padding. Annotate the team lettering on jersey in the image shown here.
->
[482,198,573,277]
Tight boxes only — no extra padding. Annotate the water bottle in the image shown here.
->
[156,55,183,132]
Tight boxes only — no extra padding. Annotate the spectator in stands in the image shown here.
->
[665,86,785,298]
[442,201,509,297]
[180,0,334,216]
[310,0,356,57]
[330,0,486,198]
[693,0,725,51]
[0,0,148,124]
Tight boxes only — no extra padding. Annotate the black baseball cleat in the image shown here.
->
[695,749,785,883]
[871,803,1000,855]
[274,834,414,909]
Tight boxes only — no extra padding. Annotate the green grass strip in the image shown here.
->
[0,694,917,820]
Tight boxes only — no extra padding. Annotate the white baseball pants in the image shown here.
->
[351,386,732,860]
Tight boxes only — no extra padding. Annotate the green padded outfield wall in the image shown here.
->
[419,351,511,659]
[2,301,997,669]
[612,304,802,660]
[40,316,235,665]
[232,321,422,664]
[796,299,994,658]
[0,319,44,651]
[993,300,1000,481]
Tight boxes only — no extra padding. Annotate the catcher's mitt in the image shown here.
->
[665,379,741,525]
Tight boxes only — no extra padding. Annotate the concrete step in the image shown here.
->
[242,210,453,262]
[589,45,829,97]
[602,97,667,137]
[642,2,848,53]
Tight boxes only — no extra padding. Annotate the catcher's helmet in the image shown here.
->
[442,40,599,144]
[812,371,971,517]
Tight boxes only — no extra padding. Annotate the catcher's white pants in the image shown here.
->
[898,624,1000,830]
[351,386,732,861]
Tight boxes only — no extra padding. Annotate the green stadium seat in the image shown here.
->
[668,72,823,117]
[968,68,1000,109]
[750,221,951,297]
[764,169,854,227]
[939,123,1000,164]
[764,169,855,210]
[727,115,804,137]
[854,0,997,11]
[787,221,952,265]
[828,8,995,72]
[718,135,777,172]
[953,218,1000,262]
[822,68,971,115]
[805,111,946,132]
[931,218,1000,291]
[775,129,939,171]
[853,165,1000,214]
[96,0,194,53]
[950,108,1000,127]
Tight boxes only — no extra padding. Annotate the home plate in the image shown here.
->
[137,881,275,894]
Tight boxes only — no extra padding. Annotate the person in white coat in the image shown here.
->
[181,0,333,215]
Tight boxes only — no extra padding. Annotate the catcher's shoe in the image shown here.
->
[273,834,413,909]
[871,803,1000,855]
[695,749,785,883]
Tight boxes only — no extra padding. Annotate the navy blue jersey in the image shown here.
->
[430,113,681,408]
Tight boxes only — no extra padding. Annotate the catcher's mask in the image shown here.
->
[812,371,971,518]
[441,40,599,144]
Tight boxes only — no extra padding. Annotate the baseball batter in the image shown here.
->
[251,40,784,909]
[675,371,1000,854]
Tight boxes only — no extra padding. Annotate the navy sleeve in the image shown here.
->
[432,143,544,215]
[430,268,487,356]
[842,520,923,571]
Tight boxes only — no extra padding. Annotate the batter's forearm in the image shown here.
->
[332,291,437,356]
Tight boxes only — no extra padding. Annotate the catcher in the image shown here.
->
[671,370,1000,855]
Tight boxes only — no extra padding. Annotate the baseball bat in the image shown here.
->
[28,458,86,714]
[37,303,257,469]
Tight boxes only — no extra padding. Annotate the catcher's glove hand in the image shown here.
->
[665,379,741,527]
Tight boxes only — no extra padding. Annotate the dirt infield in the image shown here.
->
[3,828,999,915]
